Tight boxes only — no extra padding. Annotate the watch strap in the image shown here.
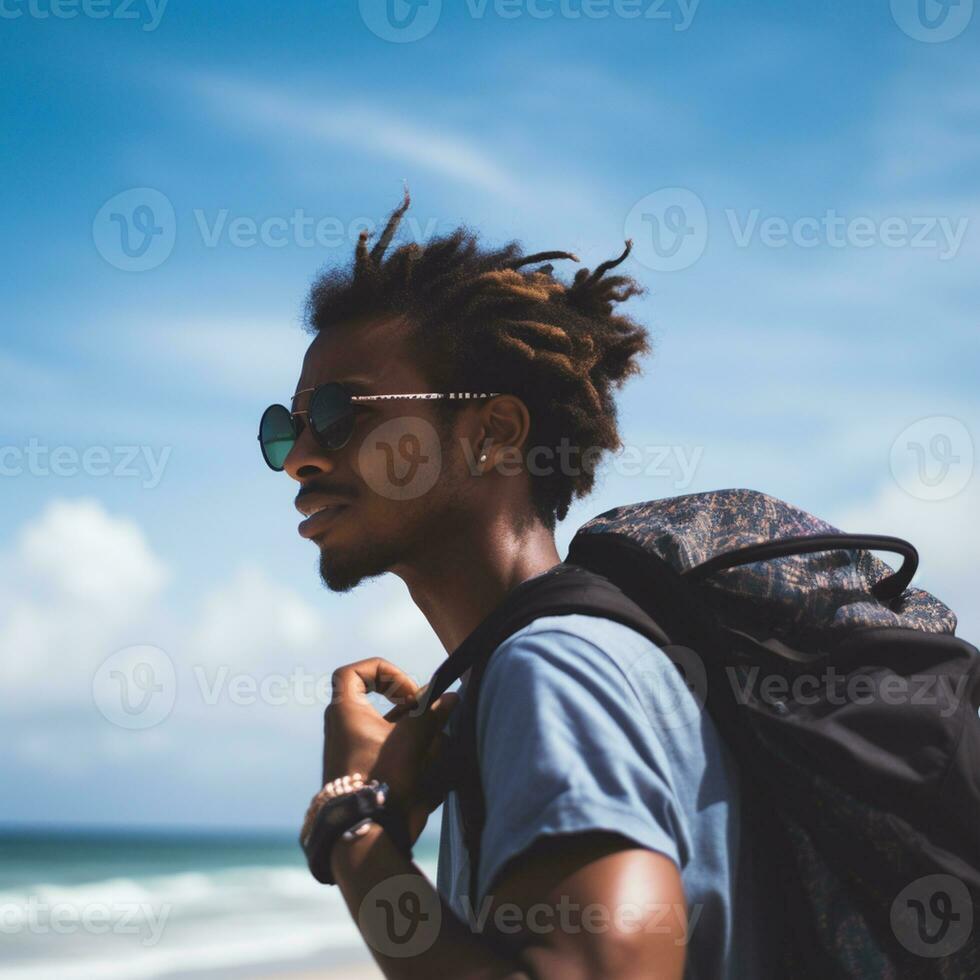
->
[302,781,412,885]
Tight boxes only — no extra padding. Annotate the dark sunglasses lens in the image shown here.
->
[259,405,296,471]
[310,384,355,450]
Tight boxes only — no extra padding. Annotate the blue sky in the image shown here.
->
[1,0,978,834]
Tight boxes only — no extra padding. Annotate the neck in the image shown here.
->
[394,511,562,654]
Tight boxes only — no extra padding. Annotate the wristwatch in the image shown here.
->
[301,776,413,885]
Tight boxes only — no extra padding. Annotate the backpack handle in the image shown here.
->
[683,533,918,602]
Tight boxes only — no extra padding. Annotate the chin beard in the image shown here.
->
[317,540,397,593]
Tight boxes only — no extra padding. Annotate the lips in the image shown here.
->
[295,493,353,539]
[298,503,349,539]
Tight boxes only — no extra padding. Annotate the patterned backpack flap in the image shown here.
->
[567,489,980,978]
[574,487,957,644]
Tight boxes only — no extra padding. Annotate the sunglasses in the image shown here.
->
[258,383,503,471]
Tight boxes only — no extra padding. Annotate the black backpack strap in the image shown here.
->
[424,560,673,912]
[419,561,671,712]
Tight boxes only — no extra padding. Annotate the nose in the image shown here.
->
[283,423,337,482]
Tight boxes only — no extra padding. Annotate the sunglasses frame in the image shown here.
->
[258,383,504,471]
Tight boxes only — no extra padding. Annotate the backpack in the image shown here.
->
[420,488,980,979]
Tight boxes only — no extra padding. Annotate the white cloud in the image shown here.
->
[831,480,980,639]
[188,564,324,672]
[0,502,338,750]
[833,481,977,577]
[0,499,169,701]
[0,500,449,790]
[15,498,168,605]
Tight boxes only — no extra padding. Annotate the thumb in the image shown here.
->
[420,691,460,731]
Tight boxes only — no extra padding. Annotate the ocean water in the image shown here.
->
[0,827,440,979]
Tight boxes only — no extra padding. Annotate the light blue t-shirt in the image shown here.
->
[436,613,765,979]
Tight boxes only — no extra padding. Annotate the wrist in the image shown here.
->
[329,818,387,882]
[301,774,413,885]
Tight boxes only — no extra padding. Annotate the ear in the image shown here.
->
[476,395,531,466]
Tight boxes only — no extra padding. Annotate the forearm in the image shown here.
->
[330,822,530,980]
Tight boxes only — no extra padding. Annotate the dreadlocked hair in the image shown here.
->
[304,188,651,532]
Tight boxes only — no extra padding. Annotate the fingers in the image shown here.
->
[300,771,371,846]
[394,691,460,734]
[382,681,434,722]
[330,658,420,707]
[382,700,414,722]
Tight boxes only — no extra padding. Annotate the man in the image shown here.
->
[269,193,761,978]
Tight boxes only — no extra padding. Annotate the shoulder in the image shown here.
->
[478,612,705,741]
[469,614,701,896]
[482,613,672,702]
[491,610,662,667]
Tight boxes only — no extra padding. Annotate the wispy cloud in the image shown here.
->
[186,72,522,199]
[174,70,624,237]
